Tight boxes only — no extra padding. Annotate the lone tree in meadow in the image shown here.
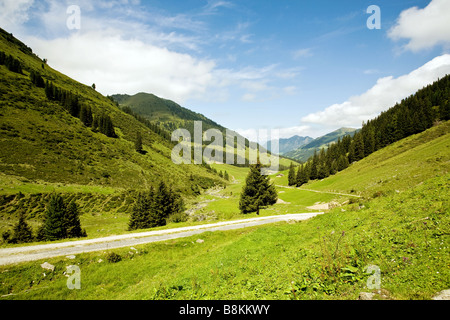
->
[135,131,144,154]
[239,161,278,215]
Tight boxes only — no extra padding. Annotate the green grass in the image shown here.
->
[1,173,448,300]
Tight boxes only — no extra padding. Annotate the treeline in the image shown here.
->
[288,74,450,187]
[41,79,117,138]
[0,50,22,74]
[2,194,87,244]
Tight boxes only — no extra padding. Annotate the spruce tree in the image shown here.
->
[7,212,34,244]
[43,194,67,241]
[287,162,296,186]
[153,181,176,226]
[296,164,308,187]
[239,162,277,214]
[135,131,144,153]
[128,189,154,230]
[65,201,86,238]
[309,150,319,180]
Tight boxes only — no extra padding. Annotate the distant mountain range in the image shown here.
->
[263,135,313,155]
[283,127,359,162]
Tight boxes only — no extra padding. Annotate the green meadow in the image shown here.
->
[1,122,448,300]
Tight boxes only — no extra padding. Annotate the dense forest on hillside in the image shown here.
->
[289,74,450,187]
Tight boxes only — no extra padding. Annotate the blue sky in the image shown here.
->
[1,0,450,140]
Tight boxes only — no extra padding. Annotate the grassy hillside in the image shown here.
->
[0,29,224,191]
[284,127,358,162]
[0,29,228,236]
[111,92,225,133]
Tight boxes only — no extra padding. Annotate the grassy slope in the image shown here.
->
[1,122,448,300]
[296,120,450,196]
[0,32,222,191]
[0,31,227,237]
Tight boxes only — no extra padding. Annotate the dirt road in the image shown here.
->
[0,212,323,266]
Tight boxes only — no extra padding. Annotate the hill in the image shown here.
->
[284,127,358,162]
[111,91,296,170]
[0,28,228,233]
[263,135,313,155]
[111,92,225,135]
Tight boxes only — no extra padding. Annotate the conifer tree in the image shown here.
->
[296,164,308,187]
[41,194,87,241]
[353,132,365,161]
[128,189,154,230]
[239,162,277,214]
[135,131,144,153]
[153,181,178,226]
[43,194,68,241]
[65,201,86,238]
[287,162,296,186]
[309,150,319,180]
[5,212,34,244]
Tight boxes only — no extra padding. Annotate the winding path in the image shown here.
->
[0,212,323,266]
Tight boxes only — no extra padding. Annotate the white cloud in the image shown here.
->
[388,0,450,52]
[301,54,450,127]
[0,0,34,32]
[26,31,216,102]
[293,48,313,59]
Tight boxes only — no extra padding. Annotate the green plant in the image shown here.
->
[105,252,122,263]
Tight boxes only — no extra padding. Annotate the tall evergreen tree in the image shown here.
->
[65,201,86,238]
[309,150,319,180]
[287,162,296,186]
[296,164,308,187]
[43,194,67,241]
[135,131,144,153]
[153,181,182,226]
[6,212,34,244]
[239,162,277,214]
[128,188,154,230]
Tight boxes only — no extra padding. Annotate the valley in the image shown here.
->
[0,21,449,302]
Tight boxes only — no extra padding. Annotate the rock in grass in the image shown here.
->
[40,262,55,272]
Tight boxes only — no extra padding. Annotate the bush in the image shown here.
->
[167,211,188,223]
[106,252,122,263]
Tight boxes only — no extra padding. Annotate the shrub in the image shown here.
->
[106,252,122,263]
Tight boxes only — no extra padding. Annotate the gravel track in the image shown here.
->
[0,212,323,266]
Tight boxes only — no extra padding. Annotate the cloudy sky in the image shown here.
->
[1,0,450,140]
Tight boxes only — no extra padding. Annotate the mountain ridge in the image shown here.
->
[284,127,358,162]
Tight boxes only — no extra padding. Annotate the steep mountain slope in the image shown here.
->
[111,92,224,134]
[284,127,358,162]
[0,29,222,193]
[263,135,313,155]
